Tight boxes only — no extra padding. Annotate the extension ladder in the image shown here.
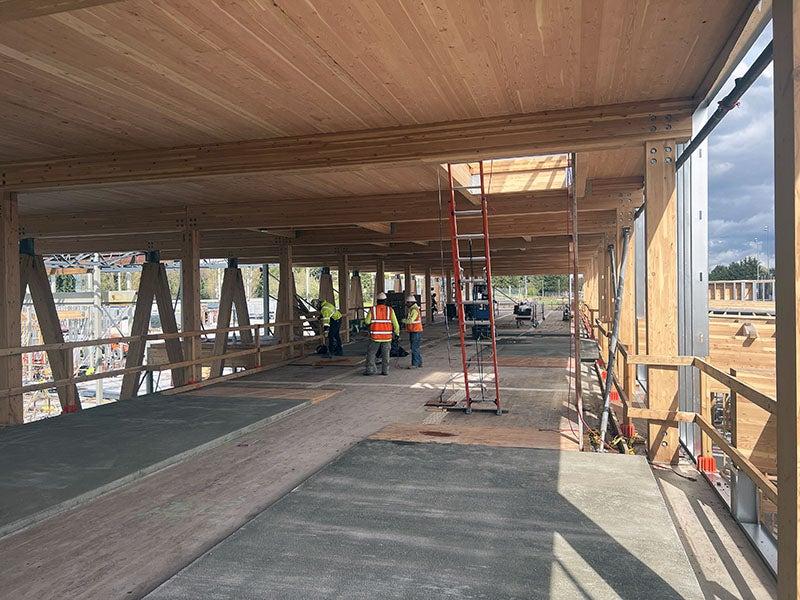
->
[446,161,502,414]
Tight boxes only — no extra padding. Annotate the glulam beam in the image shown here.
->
[1,99,690,191]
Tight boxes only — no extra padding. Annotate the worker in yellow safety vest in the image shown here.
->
[363,292,399,376]
[312,298,343,356]
[402,295,423,368]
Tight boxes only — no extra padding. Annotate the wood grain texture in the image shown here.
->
[0,192,21,423]
[772,2,800,595]
[0,2,743,162]
[644,140,680,464]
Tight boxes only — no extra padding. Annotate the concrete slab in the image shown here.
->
[0,393,308,537]
[147,441,703,599]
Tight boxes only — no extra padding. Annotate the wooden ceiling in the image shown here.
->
[0,0,757,273]
[0,0,749,161]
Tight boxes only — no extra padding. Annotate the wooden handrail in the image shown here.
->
[695,414,778,504]
[610,352,779,506]
[0,333,324,398]
[692,358,777,415]
[0,319,317,357]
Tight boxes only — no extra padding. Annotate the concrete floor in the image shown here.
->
[0,311,777,599]
[0,392,307,536]
[146,441,703,600]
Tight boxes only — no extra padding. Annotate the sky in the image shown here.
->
[707,24,774,270]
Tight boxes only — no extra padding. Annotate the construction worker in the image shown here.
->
[364,292,399,376]
[312,298,343,356]
[402,295,423,368]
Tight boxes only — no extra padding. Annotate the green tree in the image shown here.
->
[55,274,76,292]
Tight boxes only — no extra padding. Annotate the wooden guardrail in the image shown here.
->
[592,321,778,505]
[0,319,322,399]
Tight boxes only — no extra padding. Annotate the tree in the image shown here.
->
[709,256,770,281]
[55,274,76,292]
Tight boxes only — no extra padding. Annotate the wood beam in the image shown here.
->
[338,255,349,344]
[210,267,237,378]
[645,140,680,464]
[357,223,392,235]
[276,244,294,345]
[24,183,640,240]
[23,253,80,411]
[0,1,122,22]
[1,99,691,191]
[773,3,800,596]
[181,229,202,383]
[119,261,158,401]
[375,257,385,294]
[0,192,21,423]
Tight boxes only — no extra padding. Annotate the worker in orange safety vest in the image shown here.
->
[363,292,399,376]
[402,294,423,368]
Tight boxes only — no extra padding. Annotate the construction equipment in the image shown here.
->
[445,161,502,415]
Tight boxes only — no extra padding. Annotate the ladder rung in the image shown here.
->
[461,300,489,305]
[464,320,492,325]
[460,256,486,261]
[461,278,487,283]
[454,210,483,216]
[451,186,481,191]
[456,233,485,239]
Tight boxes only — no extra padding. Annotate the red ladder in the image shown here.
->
[446,161,502,415]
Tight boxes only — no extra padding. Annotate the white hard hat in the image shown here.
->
[376,292,387,300]
[405,295,415,302]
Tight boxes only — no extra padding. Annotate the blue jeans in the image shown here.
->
[409,331,422,367]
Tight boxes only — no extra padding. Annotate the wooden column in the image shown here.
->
[181,228,202,383]
[0,193,22,424]
[318,266,335,304]
[120,257,185,399]
[211,260,255,378]
[338,255,349,343]
[22,252,80,411]
[773,4,800,595]
[276,244,294,345]
[375,258,385,295]
[120,260,158,400]
[424,267,433,323]
[645,139,679,464]
[404,264,412,296]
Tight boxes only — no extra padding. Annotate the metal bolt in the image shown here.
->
[665,124,672,130]
[649,115,656,121]
[665,114,672,121]
[665,146,672,153]
[650,147,658,154]
[649,126,657,132]
[665,156,673,164]
[649,158,657,165]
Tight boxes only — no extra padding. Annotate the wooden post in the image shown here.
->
[773,4,800,594]
[276,244,294,346]
[153,261,186,387]
[181,228,202,384]
[232,267,253,345]
[424,267,433,323]
[210,264,237,377]
[404,263,412,296]
[375,258,385,295]
[338,254,350,343]
[23,252,80,411]
[0,192,22,424]
[699,370,712,456]
[120,260,158,400]
[645,139,680,464]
